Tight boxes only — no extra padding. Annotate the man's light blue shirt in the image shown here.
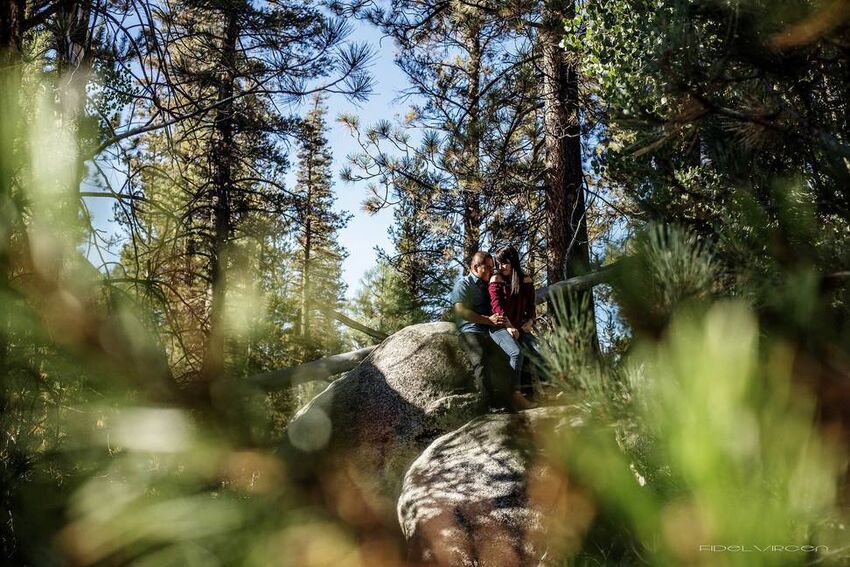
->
[450,273,491,334]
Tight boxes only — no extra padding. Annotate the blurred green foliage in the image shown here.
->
[550,3,850,560]
[536,225,849,565]
[0,64,402,567]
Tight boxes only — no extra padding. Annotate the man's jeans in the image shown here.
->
[460,332,513,410]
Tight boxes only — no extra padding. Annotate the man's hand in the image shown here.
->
[521,320,533,334]
[507,327,520,339]
[488,313,505,327]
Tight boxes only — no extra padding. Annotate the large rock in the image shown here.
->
[397,407,595,566]
[284,322,485,521]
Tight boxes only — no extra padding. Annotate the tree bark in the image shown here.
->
[461,17,482,263]
[540,0,596,341]
[200,7,239,384]
[53,0,94,218]
[300,190,312,340]
[0,0,24,62]
[56,1,93,127]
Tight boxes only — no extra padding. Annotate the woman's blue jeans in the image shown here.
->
[489,328,538,382]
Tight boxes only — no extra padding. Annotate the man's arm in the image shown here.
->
[454,303,503,327]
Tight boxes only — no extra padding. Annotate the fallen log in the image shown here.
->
[535,264,618,304]
[247,346,377,391]
[311,303,388,342]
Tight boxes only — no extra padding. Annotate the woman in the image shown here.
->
[488,245,538,406]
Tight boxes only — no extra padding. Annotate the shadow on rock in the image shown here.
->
[280,322,487,531]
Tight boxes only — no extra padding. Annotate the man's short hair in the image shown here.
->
[470,251,492,269]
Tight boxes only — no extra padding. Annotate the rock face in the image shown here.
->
[397,407,594,567]
[285,322,484,514]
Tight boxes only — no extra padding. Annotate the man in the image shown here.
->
[451,251,513,410]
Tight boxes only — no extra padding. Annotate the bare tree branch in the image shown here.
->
[535,264,618,304]
[247,346,376,390]
[311,301,389,341]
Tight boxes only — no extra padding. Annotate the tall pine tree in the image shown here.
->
[116,2,370,384]
[293,94,350,359]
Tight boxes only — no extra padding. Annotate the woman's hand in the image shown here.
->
[507,327,520,339]
[521,320,533,334]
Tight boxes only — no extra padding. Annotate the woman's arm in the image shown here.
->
[488,276,506,316]
[489,277,517,332]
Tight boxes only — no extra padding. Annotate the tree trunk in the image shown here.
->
[0,0,24,63]
[541,0,591,283]
[300,195,312,341]
[56,0,93,134]
[461,18,482,263]
[200,7,239,385]
[527,225,537,281]
[540,0,596,339]
[0,5,23,488]
[312,304,388,342]
[53,0,93,225]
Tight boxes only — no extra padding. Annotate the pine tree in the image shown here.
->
[116,1,370,384]
[379,165,458,319]
[338,0,543,266]
[293,94,350,359]
[349,260,425,345]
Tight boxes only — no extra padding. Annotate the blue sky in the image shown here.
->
[293,20,407,298]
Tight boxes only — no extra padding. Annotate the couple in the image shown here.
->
[451,246,538,412]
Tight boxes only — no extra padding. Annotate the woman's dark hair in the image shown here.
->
[495,245,525,295]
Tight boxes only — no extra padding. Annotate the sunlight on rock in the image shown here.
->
[112,408,192,453]
[287,406,332,452]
